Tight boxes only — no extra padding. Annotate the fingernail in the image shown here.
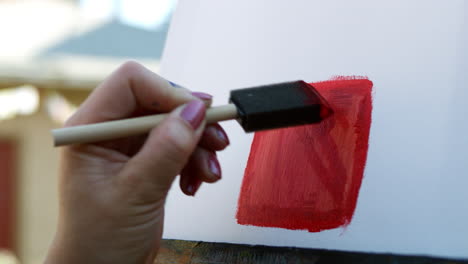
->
[186,179,202,196]
[208,152,221,180]
[191,92,212,101]
[213,124,230,145]
[180,100,205,129]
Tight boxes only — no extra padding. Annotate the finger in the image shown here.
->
[199,123,230,151]
[167,82,213,108]
[179,147,221,195]
[120,100,206,202]
[180,166,202,197]
[66,61,198,127]
[169,81,214,109]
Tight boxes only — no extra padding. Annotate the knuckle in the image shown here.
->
[117,60,145,77]
[159,80,171,97]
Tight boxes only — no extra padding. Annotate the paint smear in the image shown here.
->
[236,76,373,232]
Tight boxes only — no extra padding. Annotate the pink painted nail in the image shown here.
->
[208,152,221,179]
[191,92,213,101]
[186,179,202,196]
[213,124,230,146]
[180,100,206,129]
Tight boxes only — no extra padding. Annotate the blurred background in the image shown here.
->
[0,0,177,263]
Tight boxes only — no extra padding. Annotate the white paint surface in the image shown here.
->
[160,0,468,259]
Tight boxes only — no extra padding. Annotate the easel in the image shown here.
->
[156,239,468,264]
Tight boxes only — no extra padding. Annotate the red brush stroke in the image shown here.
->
[236,76,373,232]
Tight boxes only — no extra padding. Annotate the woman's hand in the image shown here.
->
[45,61,229,264]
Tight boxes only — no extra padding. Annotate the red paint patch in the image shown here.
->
[236,77,373,232]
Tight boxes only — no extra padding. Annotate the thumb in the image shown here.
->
[121,100,206,201]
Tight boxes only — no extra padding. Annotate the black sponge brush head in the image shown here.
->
[229,80,331,132]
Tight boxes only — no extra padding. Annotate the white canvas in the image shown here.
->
[160,0,468,259]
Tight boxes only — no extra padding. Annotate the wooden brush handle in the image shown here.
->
[52,104,238,146]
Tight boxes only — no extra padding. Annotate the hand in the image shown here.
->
[45,62,229,264]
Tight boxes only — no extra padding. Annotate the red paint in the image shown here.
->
[236,76,373,232]
[0,141,16,250]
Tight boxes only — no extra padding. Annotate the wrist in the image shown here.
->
[45,233,82,264]
[45,229,155,264]
[45,231,102,264]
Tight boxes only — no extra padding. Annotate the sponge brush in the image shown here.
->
[230,81,332,132]
[52,80,332,146]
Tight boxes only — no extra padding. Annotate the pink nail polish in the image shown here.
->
[208,152,221,179]
[214,124,230,145]
[180,100,206,129]
[186,179,202,196]
[191,92,213,101]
